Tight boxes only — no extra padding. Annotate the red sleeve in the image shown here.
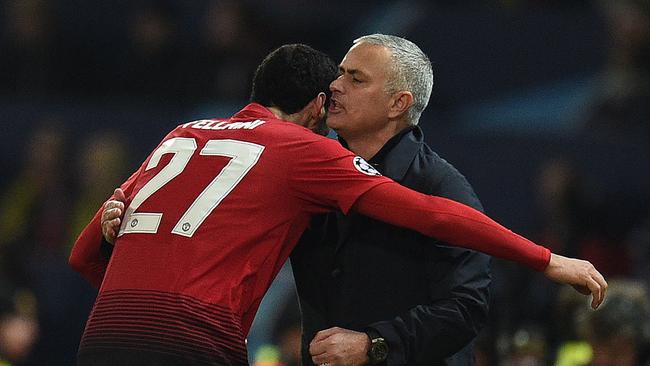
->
[68,207,106,288]
[352,182,551,271]
[68,170,140,288]
[289,136,392,214]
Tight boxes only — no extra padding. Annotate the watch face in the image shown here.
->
[371,338,388,362]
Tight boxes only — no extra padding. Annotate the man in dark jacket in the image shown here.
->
[292,34,491,366]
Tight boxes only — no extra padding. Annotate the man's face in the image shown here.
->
[327,42,394,140]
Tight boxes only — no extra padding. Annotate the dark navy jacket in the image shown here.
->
[291,126,492,366]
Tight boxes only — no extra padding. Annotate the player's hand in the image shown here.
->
[101,188,127,244]
[543,253,608,309]
[309,327,370,366]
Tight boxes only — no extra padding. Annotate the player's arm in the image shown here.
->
[69,175,137,288]
[290,135,606,308]
[68,207,108,288]
[351,181,607,309]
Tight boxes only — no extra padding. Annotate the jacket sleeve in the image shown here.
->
[366,172,492,364]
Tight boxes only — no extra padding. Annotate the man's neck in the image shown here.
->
[343,122,407,161]
[345,139,383,161]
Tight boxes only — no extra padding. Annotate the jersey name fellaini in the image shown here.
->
[181,119,267,131]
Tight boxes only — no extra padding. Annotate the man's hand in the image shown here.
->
[309,327,370,366]
[101,188,126,244]
[544,253,608,309]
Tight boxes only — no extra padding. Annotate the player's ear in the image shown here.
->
[303,92,327,130]
[387,91,413,120]
[313,92,327,120]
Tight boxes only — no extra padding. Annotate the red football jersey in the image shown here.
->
[76,104,392,365]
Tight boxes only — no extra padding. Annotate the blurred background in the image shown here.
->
[1,0,650,365]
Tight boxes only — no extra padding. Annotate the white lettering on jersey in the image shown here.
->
[182,119,266,130]
[192,120,210,129]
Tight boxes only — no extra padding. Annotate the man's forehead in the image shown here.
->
[340,42,390,72]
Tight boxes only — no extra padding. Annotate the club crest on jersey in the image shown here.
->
[353,156,381,176]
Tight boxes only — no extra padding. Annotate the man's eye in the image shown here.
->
[352,77,362,83]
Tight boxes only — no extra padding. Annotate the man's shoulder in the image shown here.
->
[391,128,458,176]
[407,142,482,209]
[410,142,462,182]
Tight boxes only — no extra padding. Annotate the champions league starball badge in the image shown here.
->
[353,156,381,176]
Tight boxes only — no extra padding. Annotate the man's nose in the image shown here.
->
[330,77,342,93]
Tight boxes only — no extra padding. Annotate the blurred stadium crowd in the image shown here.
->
[1,0,650,365]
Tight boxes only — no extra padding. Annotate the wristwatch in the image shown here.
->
[365,329,388,365]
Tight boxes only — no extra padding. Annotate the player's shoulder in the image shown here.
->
[253,119,340,150]
[259,118,318,137]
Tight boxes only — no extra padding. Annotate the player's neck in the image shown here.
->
[268,106,315,130]
[267,106,289,121]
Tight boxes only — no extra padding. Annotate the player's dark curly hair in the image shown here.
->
[250,44,337,114]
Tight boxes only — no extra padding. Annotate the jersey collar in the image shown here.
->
[231,103,278,121]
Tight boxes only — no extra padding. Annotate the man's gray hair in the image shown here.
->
[354,34,434,125]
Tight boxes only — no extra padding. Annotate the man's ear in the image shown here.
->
[387,91,414,120]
